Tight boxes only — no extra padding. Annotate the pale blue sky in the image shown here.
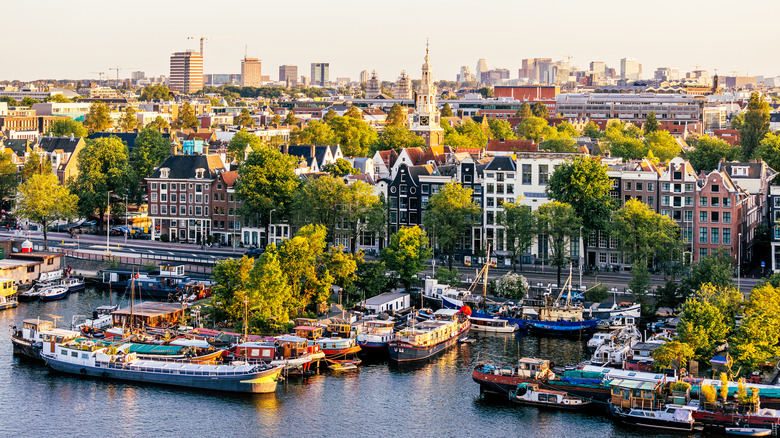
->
[6,0,778,82]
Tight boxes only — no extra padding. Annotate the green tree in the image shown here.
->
[292,120,337,145]
[478,87,494,98]
[381,226,432,293]
[753,133,780,172]
[323,244,361,291]
[515,102,532,118]
[48,119,87,138]
[677,297,730,360]
[583,121,602,139]
[209,256,253,325]
[292,176,344,240]
[423,182,481,270]
[176,102,199,130]
[441,103,454,117]
[21,97,39,107]
[355,260,392,299]
[117,106,138,132]
[434,267,460,286]
[585,284,610,303]
[21,153,52,182]
[494,272,529,300]
[131,127,170,182]
[45,94,71,103]
[0,96,18,106]
[274,224,334,309]
[326,115,378,157]
[16,173,77,250]
[534,201,581,285]
[496,202,536,272]
[322,158,357,176]
[284,111,297,126]
[247,250,295,329]
[0,152,17,208]
[532,102,548,117]
[454,120,489,149]
[228,129,263,162]
[655,279,687,311]
[611,199,681,270]
[556,121,579,137]
[610,136,648,161]
[541,137,578,153]
[345,106,362,120]
[686,136,742,173]
[547,156,615,265]
[644,111,659,134]
[645,130,680,162]
[651,341,695,373]
[683,247,734,294]
[236,145,300,228]
[70,137,133,231]
[84,101,112,133]
[322,109,337,123]
[372,125,425,153]
[385,104,407,127]
[730,283,780,371]
[236,108,254,127]
[740,92,771,159]
[516,116,555,143]
[487,119,517,140]
[146,116,170,132]
[139,84,173,101]
[731,113,744,130]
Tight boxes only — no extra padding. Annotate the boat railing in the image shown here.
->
[95,360,263,377]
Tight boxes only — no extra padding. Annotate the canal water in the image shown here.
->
[0,288,686,437]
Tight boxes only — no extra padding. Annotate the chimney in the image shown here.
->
[310,144,315,158]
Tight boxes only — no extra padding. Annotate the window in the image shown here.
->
[522,164,532,184]
[625,181,632,191]
[699,197,708,207]
[171,220,177,227]
[673,171,682,180]
[486,197,494,207]
[662,196,670,206]
[685,196,693,206]
[539,165,549,184]
[400,185,407,195]
[673,210,681,221]
[711,184,719,193]
[160,193,167,202]
[711,228,719,244]
[648,196,654,207]
[171,194,177,203]
[723,197,731,207]
[474,186,483,195]
[711,211,719,223]
[180,184,186,190]
[196,184,202,193]
[673,184,682,193]
[189,194,193,203]
[151,205,157,214]
[486,211,494,225]
[205,194,209,204]
[699,211,707,223]
[699,248,708,260]
[673,197,681,207]
[723,228,731,244]
[161,183,167,190]
[661,210,670,217]
[195,206,202,216]
[151,193,157,202]
[685,183,694,192]
[161,205,167,214]
[399,198,408,209]
[723,212,731,224]
[683,227,692,242]
[486,172,494,179]
[422,184,429,194]
[487,184,494,194]
[195,194,202,203]
[662,183,670,191]
[711,197,719,207]
[647,182,654,191]
[699,227,707,244]
[684,210,693,222]
[151,183,157,190]
[171,205,177,215]
[636,182,643,191]
[507,173,514,179]
[497,173,504,182]
[610,253,619,264]
[599,253,607,263]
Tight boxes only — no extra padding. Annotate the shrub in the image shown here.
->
[701,384,718,404]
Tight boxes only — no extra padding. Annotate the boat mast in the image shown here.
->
[130,267,135,333]
[243,296,248,361]
[483,244,491,301]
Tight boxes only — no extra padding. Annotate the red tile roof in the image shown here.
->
[486,139,537,152]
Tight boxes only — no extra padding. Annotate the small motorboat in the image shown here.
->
[60,277,85,292]
[509,383,591,409]
[417,308,434,320]
[459,336,476,344]
[327,358,361,372]
[38,286,69,301]
[17,289,42,301]
[725,428,773,437]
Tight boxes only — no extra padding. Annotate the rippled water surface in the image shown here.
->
[0,288,688,437]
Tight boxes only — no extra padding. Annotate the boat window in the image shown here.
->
[71,351,78,357]
[61,350,67,355]
[628,372,636,376]
[632,389,641,398]
[82,353,89,359]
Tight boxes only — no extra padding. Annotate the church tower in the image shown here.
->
[410,42,444,148]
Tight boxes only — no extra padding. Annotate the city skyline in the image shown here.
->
[3,0,779,82]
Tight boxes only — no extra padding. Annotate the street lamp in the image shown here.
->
[106,190,112,256]
[738,232,742,294]
[579,226,583,288]
[123,194,128,245]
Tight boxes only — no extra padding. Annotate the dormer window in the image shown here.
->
[732,167,748,176]
[160,168,170,178]
[195,168,205,179]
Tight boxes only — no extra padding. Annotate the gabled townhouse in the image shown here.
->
[36,135,86,184]
[658,157,698,255]
[210,170,242,246]
[372,149,397,180]
[695,170,753,263]
[768,186,780,272]
[146,154,228,243]
[282,145,342,175]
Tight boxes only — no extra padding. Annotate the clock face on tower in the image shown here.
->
[420,116,429,126]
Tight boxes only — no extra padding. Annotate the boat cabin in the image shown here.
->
[234,342,277,361]
[364,320,395,333]
[327,323,353,338]
[39,329,83,355]
[610,378,663,410]
[276,335,313,358]
[470,317,511,329]
[21,318,54,341]
[433,309,459,321]
[294,318,319,326]
[295,326,324,340]
[111,302,185,329]
[0,277,17,309]
[515,357,553,379]
[158,264,185,276]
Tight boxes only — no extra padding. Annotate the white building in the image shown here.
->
[364,293,410,313]
[620,58,642,80]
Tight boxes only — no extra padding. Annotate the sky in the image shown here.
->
[5,0,779,83]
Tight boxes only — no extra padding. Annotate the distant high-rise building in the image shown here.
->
[654,67,681,81]
[458,66,474,84]
[393,71,413,99]
[620,58,642,80]
[366,71,382,98]
[169,50,203,93]
[241,57,262,87]
[360,70,369,84]
[519,58,553,83]
[476,59,488,84]
[481,68,511,86]
[131,71,146,81]
[311,62,329,86]
[300,76,310,87]
[279,65,298,87]
[589,61,606,78]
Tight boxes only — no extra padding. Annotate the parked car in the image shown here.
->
[244,248,264,258]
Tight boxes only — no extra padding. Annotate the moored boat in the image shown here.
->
[41,338,284,394]
[60,277,86,292]
[469,316,518,333]
[725,428,773,437]
[509,382,591,409]
[388,309,470,363]
[356,319,396,356]
[315,337,361,358]
[609,379,695,431]
[327,358,361,372]
[38,286,69,301]
[0,277,17,310]
[12,319,80,360]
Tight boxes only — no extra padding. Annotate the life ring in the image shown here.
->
[176,287,181,292]
[152,285,157,290]
[80,368,87,375]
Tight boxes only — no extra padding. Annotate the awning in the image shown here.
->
[710,355,730,365]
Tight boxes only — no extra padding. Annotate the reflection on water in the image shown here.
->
[0,289,685,437]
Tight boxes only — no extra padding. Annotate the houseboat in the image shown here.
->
[609,379,695,431]
[315,337,361,358]
[588,301,642,320]
[356,319,396,356]
[469,316,518,333]
[42,338,284,394]
[0,277,17,310]
[71,305,118,334]
[12,319,80,360]
[388,309,470,363]
[509,382,591,409]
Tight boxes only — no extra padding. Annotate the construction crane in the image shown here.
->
[188,36,209,56]
[108,66,134,82]
[89,72,106,83]
[561,54,574,67]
